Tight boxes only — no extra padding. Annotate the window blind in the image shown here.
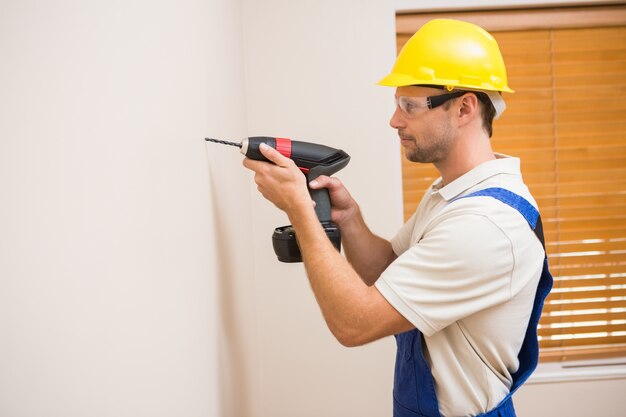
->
[396,7,626,361]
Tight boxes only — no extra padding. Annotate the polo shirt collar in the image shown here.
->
[433,154,521,201]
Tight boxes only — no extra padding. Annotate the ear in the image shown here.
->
[457,92,480,121]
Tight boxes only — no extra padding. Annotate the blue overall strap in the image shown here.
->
[458,187,554,416]
[459,187,545,249]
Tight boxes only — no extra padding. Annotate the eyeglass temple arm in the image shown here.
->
[427,91,466,109]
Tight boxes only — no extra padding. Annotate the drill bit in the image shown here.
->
[205,138,242,148]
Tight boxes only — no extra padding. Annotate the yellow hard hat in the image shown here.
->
[378,19,514,94]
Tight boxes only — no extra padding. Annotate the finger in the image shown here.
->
[309,175,342,190]
[259,143,291,167]
[308,176,327,189]
[242,157,264,171]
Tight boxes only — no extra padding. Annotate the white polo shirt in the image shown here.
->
[375,155,544,417]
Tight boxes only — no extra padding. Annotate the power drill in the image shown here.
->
[205,136,350,263]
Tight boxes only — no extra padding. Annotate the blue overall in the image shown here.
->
[393,188,553,417]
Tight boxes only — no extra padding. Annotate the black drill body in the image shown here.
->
[205,136,350,262]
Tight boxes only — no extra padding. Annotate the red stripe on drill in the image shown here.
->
[275,138,292,159]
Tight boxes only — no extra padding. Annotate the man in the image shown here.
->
[243,19,552,417]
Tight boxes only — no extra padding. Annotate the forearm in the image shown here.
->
[288,206,385,345]
[338,208,396,286]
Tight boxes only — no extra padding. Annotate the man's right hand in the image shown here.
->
[308,175,359,228]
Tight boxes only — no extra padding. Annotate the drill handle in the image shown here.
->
[306,154,350,223]
[309,187,332,223]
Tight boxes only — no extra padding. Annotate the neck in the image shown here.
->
[435,131,495,186]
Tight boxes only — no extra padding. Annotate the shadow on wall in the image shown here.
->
[206,148,251,417]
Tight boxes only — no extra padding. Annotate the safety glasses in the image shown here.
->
[395,91,466,118]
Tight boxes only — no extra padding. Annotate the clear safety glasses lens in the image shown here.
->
[395,96,428,116]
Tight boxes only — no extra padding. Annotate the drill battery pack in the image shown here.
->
[272,222,341,263]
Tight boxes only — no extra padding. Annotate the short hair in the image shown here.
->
[442,91,496,137]
[475,91,496,138]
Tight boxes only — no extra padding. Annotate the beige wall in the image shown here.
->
[0,0,241,415]
[217,1,403,416]
[516,377,626,416]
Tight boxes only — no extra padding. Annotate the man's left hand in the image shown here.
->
[242,143,313,214]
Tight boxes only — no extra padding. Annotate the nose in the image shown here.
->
[389,106,406,130]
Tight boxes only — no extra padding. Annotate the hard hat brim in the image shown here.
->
[377,73,514,94]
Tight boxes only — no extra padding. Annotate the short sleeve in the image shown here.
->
[390,211,417,256]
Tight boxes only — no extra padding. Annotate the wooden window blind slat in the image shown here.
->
[542,299,626,314]
[397,8,626,362]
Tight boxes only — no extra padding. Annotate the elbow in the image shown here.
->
[336,334,361,348]
[336,333,363,348]
[329,323,370,348]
